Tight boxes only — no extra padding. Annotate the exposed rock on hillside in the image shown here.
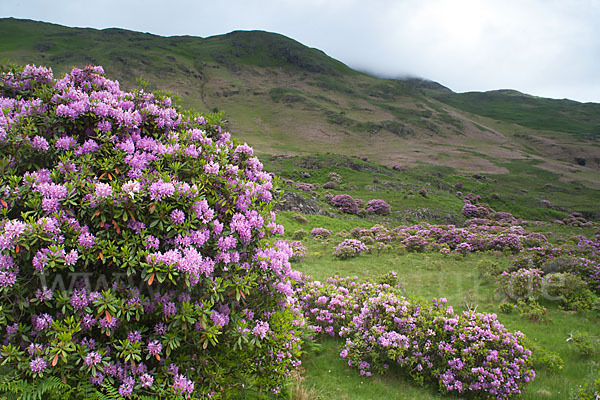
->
[274,192,330,215]
[396,208,462,225]
[294,156,392,176]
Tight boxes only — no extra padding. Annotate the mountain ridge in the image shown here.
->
[1,18,599,188]
[5,17,595,104]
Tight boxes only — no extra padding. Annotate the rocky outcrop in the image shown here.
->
[274,192,330,216]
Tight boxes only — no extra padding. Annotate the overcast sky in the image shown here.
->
[2,0,599,103]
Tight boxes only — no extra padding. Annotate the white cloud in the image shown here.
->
[1,0,599,102]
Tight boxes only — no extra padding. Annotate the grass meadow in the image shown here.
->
[276,213,599,400]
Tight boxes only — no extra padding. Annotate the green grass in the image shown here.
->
[277,212,374,238]
[284,231,600,400]
[476,159,600,218]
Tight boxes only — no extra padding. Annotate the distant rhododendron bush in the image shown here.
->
[330,194,360,214]
[0,65,303,398]
[366,199,390,216]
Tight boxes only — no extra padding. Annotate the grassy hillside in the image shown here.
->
[431,89,600,139]
[1,17,599,213]
[264,153,600,222]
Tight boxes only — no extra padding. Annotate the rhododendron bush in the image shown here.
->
[340,294,535,399]
[366,199,390,216]
[295,275,535,399]
[0,65,303,398]
[330,194,359,214]
[333,239,368,259]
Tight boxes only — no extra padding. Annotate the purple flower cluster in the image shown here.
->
[342,293,534,399]
[489,233,523,254]
[173,374,195,396]
[0,254,18,288]
[328,172,342,183]
[335,222,534,256]
[401,235,429,252]
[310,227,332,239]
[330,194,360,214]
[94,182,113,198]
[29,357,47,374]
[334,239,368,259]
[170,209,185,225]
[559,212,596,227]
[84,351,102,366]
[366,199,391,216]
[118,376,135,397]
[286,240,308,262]
[147,340,162,356]
[296,275,370,336]
[510,239,600,295]
[492,211,516,223]
[462,201,491,218]
[295,182,316,192]
[252,320,270,339]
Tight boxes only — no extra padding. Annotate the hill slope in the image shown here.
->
[430,89,600,138]
[1,18,599,192]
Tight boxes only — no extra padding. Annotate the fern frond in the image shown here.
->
[93,382,124,400]
[0,376,70,400]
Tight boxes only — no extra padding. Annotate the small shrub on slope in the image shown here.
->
[330,194,359,214]
[334,239,368,259]
[574,363,600,400]
[567,332,600,357]
[497,268,543,300]
[544,273,597,311]
[401,235,429,252]
[366,199,391,216]
[310,227,332,239]
[462,201,491,218]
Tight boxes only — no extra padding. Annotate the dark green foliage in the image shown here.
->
[568,332,600,357]
[499,302,515,314]
[477,259,504,280]
[0,64,302,399]
[516,299,548,323]
[292,229,307,240]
